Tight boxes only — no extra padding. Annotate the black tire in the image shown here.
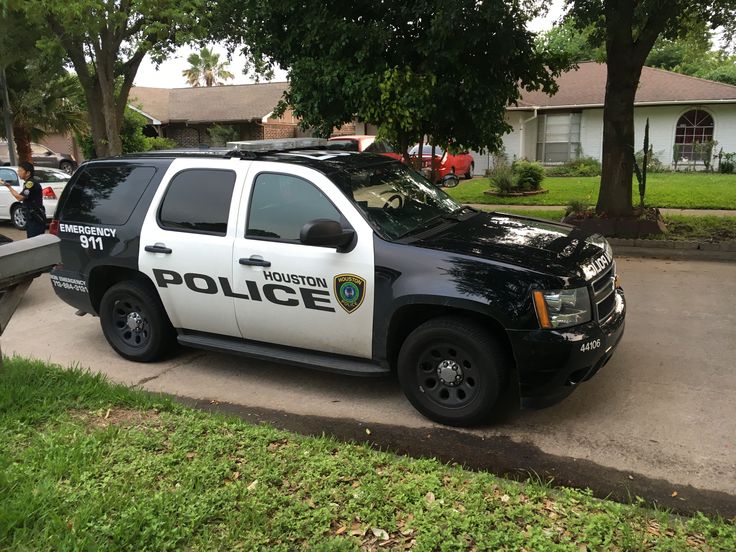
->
[99,280,175,362]
[464,162,474,179]
[59,160,74,174]
[397,316,508,426]
[11,204,26,230]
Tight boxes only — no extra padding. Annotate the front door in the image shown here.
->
[232,162,375,358]
[139,158,246,337]
[0,167,19,221]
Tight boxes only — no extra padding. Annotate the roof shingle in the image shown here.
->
[516,62,736,109]
[129,82,289,124]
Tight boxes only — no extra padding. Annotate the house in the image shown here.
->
[482,61,736,172]
[128,83,367,146]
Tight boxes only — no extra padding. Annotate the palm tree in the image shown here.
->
[182,47,235,87]
[5,65,87,164]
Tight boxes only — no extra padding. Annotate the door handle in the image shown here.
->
[144,244,173,254]
[239,256,271,267]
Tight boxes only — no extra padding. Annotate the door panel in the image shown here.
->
[232,162,376,358]
[138,158,248,337]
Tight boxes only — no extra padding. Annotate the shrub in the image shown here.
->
[544,157,601,177]
[144,137,177,151]
[635,148,666,173]
[512,160,545,190]
[719,152,736,174]
[490,166,516,193]
[565,200,589,217]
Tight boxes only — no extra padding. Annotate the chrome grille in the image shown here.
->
[590,263,616,322]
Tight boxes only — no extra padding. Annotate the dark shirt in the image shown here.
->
[20,178,43,210]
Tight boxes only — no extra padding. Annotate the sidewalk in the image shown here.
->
[467,204,736,217]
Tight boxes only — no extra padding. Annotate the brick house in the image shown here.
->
[128,83,364,147]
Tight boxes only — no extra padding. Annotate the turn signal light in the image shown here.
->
[533,290,552,329]
[42,186,56,199]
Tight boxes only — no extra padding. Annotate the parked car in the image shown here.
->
[48,139,625,427]
[328,135,403,161]
[0,141,78,174]
[0,166,70,229]
[408,144,475,181]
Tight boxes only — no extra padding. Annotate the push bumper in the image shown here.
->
[507,289,626,409]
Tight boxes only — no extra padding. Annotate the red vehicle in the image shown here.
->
[328,135,403,161]
[409,144,475,181]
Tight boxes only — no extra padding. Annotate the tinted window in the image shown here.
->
[247,173,341,241]
[409,145,445,157]
[159,169,235,236]
[60,165,156,225]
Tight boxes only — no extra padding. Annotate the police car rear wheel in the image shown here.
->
[398,316,503,427]
[11,205,26,230]
[100,280,175,362]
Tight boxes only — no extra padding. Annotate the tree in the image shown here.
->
[0,6,87,163]
[16,0,205,157]
[183,47,234,87]
[565,0,736,216]
[210,0,566,156]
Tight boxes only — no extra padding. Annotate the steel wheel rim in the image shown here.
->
[111,296,151,349]
[416,342,479,409]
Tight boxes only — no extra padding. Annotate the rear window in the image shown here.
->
[60,165,157,225]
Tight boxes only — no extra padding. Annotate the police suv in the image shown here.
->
[49,139,625,426]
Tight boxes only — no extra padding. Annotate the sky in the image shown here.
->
[133,1,568,88]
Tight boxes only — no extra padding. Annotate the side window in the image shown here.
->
[159,169,236,236]
[0,168,18,186]
[31,144,49,155]
[35,169,68,183]
[61,165,157,225]
[247,173,342,241]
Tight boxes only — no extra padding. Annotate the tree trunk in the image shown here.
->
[597,60,639,216]
[12,125,32,164]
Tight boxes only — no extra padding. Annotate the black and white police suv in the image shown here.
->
[49,138,625,426]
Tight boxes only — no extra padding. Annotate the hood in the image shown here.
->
[412,212,611,280]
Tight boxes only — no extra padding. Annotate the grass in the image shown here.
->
[448,173,736,209]
[2,357,735,550]
[488,208,736,242]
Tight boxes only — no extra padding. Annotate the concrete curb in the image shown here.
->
[609,238,736,262]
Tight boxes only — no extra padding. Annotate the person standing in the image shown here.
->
[2,161,46,238]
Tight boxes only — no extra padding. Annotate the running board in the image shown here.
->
[177,333,389,377]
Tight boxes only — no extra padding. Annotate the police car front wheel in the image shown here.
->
[100,280,175,362]
[397,316,505,427]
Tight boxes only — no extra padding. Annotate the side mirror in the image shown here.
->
[300,219,356,252]
[441,174,460,188]
[45,151,53,156]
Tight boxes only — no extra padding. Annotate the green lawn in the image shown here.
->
[2,357,735,550]
[448,173,736,209]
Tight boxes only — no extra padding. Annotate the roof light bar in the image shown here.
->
[226,138,329,152]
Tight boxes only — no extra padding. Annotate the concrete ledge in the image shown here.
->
[609,238,736,262]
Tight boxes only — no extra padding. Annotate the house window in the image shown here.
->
[674,109,714,163]
[536,113,582,164]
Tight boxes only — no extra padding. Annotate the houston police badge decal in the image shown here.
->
[334,274,366,314]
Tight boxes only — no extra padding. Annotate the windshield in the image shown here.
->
[334,163,462,240]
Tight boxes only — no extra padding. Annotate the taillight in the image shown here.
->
[49,219,60,235]
[42,186,56,199]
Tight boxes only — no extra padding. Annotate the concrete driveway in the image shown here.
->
[2,225,735,516]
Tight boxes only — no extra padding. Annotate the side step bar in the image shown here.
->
[177,333,389,377]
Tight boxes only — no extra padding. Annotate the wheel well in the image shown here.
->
[385,305,513,371]
[88,266,152,313]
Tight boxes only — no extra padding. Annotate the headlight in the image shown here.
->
[533,287,592,329]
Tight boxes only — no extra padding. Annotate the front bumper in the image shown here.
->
[507,288,626,409]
